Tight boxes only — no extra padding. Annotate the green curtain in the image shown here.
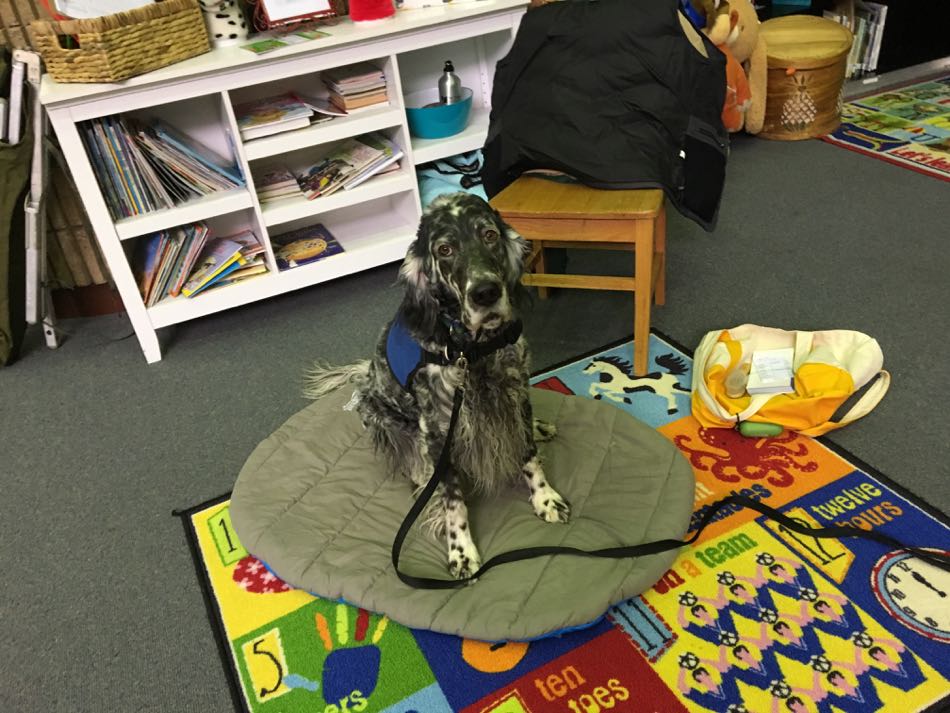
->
[0,54,33,366]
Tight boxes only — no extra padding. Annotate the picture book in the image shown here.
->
[168,223,211,298]
[328,91,388,113]
[181,238,246,297]
[233,93,313,139]
[342,132,403,189]
[322,62,384,87]
[152,120,244,185]
[255,165,303,202]
[321,62,387,114]
[133,232,165,302]
[148,229,186,307]
[90,119,145,219]
[296,136,383,199]
[135,126,239,197]
[186,259,246,297]
[293,92,348,117]
[222,230,265,261]
[103,115,146,214]
[82,123,126,219]
[211,258,269,288]
[270,223,344,270]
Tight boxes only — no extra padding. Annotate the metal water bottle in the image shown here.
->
[438,60,462,104]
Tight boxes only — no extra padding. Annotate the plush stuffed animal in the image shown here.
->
[703,1,751,132]
[197,0,248,46]
[720,0,767,134]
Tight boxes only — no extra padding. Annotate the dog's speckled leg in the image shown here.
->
[445,484,481,580]
[523,456,571,523]
[532,418,557,442]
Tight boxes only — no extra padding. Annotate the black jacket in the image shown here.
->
[482,0,729,230]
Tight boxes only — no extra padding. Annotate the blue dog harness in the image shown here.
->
[385,315,523,390]
[386,319,427,389]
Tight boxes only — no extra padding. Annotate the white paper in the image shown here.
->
[7,61,24,146]
[54,0,154,19]
[261,0,331,22]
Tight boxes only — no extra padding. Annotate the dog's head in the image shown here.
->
[398,192,529,339]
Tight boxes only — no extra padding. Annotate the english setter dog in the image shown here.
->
[308,192,570,579]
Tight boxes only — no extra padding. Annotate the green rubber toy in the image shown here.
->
[738,421,784,438]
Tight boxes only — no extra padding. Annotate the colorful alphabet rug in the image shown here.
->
[823,75,950,181]
[181,332,950,713]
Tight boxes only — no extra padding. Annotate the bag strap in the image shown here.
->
[392,385,948,590]
[798,369,891,437]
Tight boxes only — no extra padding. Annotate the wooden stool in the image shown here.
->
[490,175,666,376]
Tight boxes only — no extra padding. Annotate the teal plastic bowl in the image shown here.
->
[406,87,473,140]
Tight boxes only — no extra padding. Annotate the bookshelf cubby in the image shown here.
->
[40,0,527,363]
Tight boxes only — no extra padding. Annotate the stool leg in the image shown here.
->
[535,242,550,299]
[633,220,653,377]
[653,203,666,306]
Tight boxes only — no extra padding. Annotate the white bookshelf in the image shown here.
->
[40,1,526,363]
[260,169,416,226]
[114,189,254,240]
[242,104,405,161]
[411,104,491,165]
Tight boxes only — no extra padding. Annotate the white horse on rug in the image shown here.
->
[582,353,692,414]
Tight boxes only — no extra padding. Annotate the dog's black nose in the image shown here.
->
[470,281,502,307]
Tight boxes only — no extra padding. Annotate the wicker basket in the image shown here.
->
[30,0,211,84]
[759,16,853,141]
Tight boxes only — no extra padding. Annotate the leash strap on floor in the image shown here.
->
[392,387,950,590]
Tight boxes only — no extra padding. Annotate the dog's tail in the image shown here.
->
[303,360,370,400]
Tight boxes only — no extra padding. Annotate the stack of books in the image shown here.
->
[824,0,888,78]
[322,62,388,114]
[255,165,304,204]
[133,222,267,305]
[212,230,269,289]
[79,115,244,221]
[271,223,344,271]
[296,132,403,200]
[134,222,211,306]
[180,237,249,297]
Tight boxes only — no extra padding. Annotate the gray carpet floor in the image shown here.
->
[2,134,948,713]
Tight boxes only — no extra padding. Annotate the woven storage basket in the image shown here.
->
[759,15,853,140]
[30,0,211,84]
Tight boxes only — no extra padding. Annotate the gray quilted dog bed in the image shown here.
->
[230,387,694,641]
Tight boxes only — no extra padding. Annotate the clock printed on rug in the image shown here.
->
[872,549,950,643]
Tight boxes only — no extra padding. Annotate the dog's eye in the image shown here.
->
[483,229,500,244]
[437,243,453,258]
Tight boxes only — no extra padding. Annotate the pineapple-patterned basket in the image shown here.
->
[759,15,853,141]
[30,0,210,84]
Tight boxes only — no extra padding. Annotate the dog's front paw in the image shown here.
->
[531,488,571,524]
[448,541,482,581]
[532,418,558,442]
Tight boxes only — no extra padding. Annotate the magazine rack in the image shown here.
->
[39,0,526,363]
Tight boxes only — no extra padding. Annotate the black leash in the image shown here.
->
[392,384,950,589]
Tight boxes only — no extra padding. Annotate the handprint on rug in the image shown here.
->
[315,604,389,707]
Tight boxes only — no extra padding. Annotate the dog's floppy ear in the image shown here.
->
[499,218,532,309]
[502,222,530,279]
[397,226,440,336]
